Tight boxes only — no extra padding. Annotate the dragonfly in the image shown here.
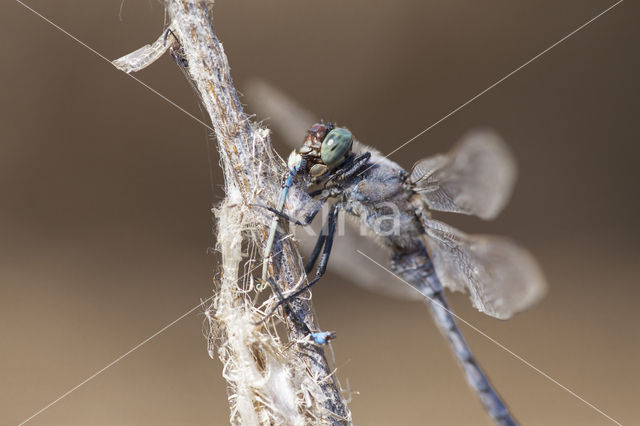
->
[259,122,546,425]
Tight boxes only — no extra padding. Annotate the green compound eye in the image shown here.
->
[321,127,353,169]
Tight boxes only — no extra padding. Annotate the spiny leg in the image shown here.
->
[259,278,333,344]
[162,28,188,68]
[306,203,339,283]
[257,180,327,336]
[325,152,371,184]
[258,166,307,327]
[257,202,328,324]
[258,201,331,275]
[264,204,340,319]
[162,28,178,46]
[260,163,308,285]
[257,196,322,299]
[255,203,323,227]
[341,152,372,178]
[305,219,328,274]
[259,277,312,334]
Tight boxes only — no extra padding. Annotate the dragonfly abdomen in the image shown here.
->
[391,248,516,425]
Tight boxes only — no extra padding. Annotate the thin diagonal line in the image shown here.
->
[18,245,287,425]
[14,0,215,132]
[357,250,623,426]
[17,297,211,426]
[382,0,623,161]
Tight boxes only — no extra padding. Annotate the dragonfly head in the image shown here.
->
[292,122,353,177]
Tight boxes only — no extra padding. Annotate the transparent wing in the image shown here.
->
[423,217,546,319]
[410,130,516,220]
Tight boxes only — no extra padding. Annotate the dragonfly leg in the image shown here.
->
[257,277,313,332]
[306,188,326,198]
[305,220,328,273]
[162,28,188,68]
[253,203,322,226]
[324,152,371,184]
[263,204,340,319]
[258,278,334,345]
[162,28,178,46]
[305,203,339,280]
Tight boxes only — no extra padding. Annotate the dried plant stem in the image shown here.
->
[114,1,350,424]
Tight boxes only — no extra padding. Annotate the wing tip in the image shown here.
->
[477,248,548,320]
[462,128,518,221]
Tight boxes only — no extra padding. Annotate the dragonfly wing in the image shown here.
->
[410,129,517,220]
[423,218,546,319]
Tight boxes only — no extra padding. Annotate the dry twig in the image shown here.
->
[113,1,350,424]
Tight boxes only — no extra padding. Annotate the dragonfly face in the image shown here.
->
[287,123,354,179]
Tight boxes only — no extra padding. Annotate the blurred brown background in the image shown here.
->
[1,1,638,425]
